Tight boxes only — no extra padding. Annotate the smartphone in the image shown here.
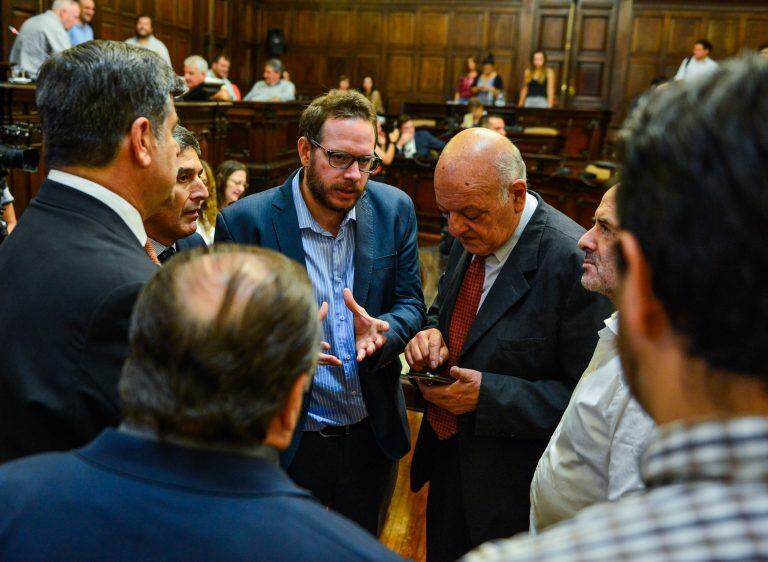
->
[401,370,455,385]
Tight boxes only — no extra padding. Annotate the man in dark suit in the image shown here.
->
[396,114,446,159]
[0,247,402,561]
[144,125,209,263]
[405,128,612,561]
[216,89,426,534]
[0,40,185,463]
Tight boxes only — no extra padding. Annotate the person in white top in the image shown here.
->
[125,14,173,69]
[674,39,718,82]
[529,185,656,533]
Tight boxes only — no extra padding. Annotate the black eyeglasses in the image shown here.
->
[310,140,381,173]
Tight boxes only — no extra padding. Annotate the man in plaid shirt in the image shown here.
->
[464,54,768,562]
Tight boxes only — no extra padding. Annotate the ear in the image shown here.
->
[130,117,154,169]
[511,179,527,213]
[297,137,312,168]
[263,373,308,451]
[617,231,671,346]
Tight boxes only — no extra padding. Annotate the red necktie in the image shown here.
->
[144,240,161,266]
[427,255,485,439]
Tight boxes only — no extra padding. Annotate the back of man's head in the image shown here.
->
[36,40,184,170]
[618,55,768,377]
[119,246,320,447]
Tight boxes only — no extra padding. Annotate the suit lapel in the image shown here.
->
[459,194,548,358]
[353,192,373,307]
[270,174,306,267]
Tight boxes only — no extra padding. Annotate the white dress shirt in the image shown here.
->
[476,192,538,310]
[48,170,147,245]
[674,56,719,82]
[529,312,656,533]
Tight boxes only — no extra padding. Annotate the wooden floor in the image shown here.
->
[379,411,428,562]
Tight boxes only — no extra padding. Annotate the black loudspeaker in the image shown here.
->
[267,29,285,56]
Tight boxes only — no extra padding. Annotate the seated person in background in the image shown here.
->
[9,0,79,79]
[196,160,218,245]
[463,55,768,562]
[529,185,655,534]
[144,126,209,261]
[0,246,402,562]
[208,53,240,100]
[396,114,446,159]
[472,54,503,106]
[674,39,718,81]
[338,75,351,91]
[376,117,396,166]
[244,59,296,102]
[480,114,507,137]
[455,56,479,103]
[362,76,384,114]
[181,55,230,101]
[125,14,172,69]
[518,50,555,108]
[216,160,248,209]
[67,0,94,47]
[462,97,486,128]
[282,69,291,81]
[759,43,768,58]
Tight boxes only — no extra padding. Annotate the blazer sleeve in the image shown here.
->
[474,275,611,439]
[370,201,427,368]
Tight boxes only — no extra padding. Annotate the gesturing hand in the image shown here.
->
[343,288,390,362]
[317,301,342,367]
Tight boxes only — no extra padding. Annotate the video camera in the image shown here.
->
[1,123,40,243]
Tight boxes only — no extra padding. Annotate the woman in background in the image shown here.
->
[196,160,217,245]
[362,76,384,114]
[519,50,555,108]
[375,117,396,166]
[216,160,248,210]
[454,56,478,103]
[461,98,485,128]
[472,54,503,106]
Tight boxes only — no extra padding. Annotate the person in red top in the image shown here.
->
[454,56,478,103]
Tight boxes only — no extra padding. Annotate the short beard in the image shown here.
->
[305,153,364,213]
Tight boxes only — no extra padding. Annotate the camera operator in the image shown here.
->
[1,186,17,237]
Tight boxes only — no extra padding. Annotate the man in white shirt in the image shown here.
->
[125,14,172,69]
[674,39,718,82]
[0,40,185,463]
[244,58,296,102]
[144,125,209,262]
[528,185,655,533]
[9,0,79,79]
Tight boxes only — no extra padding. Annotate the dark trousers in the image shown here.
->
[426,435,472,562]
[287,418,398,536]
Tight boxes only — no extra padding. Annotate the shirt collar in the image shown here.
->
[291,170,356,235]
[487,191,539,264]
[48,169,147,245]
[603,311,619,336]
[642,417,768,488]
[149,238,174,255]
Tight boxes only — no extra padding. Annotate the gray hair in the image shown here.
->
[36,40,185,169]
[265,58,284,74]
[51,0,75,11]
[184,55,208,73]
[172,125,201,156]
[496,142,527,202]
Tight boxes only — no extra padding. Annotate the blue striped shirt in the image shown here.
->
[292,174,368,429]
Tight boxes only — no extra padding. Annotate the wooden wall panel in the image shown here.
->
[388,12,416,47]
[419,12,449,48]
[454,12,485,49]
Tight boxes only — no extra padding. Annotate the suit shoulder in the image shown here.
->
[220,186,280,222]
[366,180,413,207]
[540,201,587,246]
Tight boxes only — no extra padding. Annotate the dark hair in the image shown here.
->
[397,114,413,129]
[480,114,504,127]
[339,74,349,82]
[467,97,484,111]
[617,55,768,376]
[172,125,201,156]
[36,41,184,169]
[482,53,495,66]
[299,89,377,144]
[758,43,768,52]
[214,53,230,63]
[265,58,283,74]
[136,13,152,23]
[215,160,248,205]
[695,38,713,52]
[120,245,320,445]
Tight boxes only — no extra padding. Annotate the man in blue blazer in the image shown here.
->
[0,247,402,561]
[396,114,446,159]
[216,89,426,535]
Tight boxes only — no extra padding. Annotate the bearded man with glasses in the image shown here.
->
[216,89,426,536]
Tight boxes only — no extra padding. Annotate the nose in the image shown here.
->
[578,225,597,252]
[190,177,209,202]
[344,160,363,181]
[446,212,468,237]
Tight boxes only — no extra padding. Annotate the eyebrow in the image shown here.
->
[596,217,616,229]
